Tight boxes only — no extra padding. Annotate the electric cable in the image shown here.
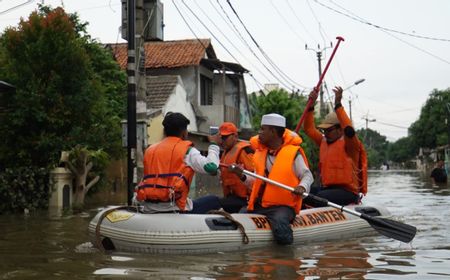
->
[226,0,308,90]
[213,0,298,90]
[317,0,450,42]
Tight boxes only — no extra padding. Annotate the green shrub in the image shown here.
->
[0,167,50,214]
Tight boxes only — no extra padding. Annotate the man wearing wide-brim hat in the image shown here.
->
[303,86,368,206]
[230,113,314,245]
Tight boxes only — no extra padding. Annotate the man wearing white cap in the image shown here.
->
[230,113,313,245]
[303,86,367,206]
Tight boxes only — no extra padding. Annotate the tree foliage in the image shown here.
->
[248,89,307,129]
[248,89,320,169]
[355,88,450,167]
[357,128,389,168]
[387,136,416,164]
[409,88,450,150]
[0,6,126,168]
[0,6,126,211]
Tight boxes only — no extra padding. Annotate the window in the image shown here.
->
[200,75,213,105]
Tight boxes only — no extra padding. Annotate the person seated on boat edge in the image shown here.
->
[218,122,255,213]
[229,113,314,245]
[194,122,255,214]
[303,86,368,207]
[134,112,221,214]
[430,160,447,184]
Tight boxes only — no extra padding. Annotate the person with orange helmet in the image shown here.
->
[218,122,255,213]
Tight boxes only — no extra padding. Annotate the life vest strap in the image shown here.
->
[142,173,188,186]
[137,184,173,189]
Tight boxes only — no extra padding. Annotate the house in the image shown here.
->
[107,39,253,148]
[144,75,197,145]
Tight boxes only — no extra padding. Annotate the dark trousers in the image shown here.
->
[191,195,221,214]
[303,186,359,207]
[191,194,248,214]
[243,204,296,245]
[219,195,247,213]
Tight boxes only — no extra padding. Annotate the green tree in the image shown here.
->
[409,88,450,150]
[0,6,126,211]
[388,136,416,164]
[248,89,320,169]
[357,128,389,168]
[249,89,307,130]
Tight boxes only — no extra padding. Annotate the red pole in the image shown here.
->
[295,36,345,133]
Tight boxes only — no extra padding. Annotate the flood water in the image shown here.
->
[1,170,449,279]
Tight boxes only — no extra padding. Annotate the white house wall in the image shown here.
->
[147,66,198,103]
[238,77,252,129]
[162,83,198,132]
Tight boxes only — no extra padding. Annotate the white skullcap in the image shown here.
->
[261,113,286,128]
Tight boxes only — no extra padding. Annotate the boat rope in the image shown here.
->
[207,210,249,244]
[95,206,140,252]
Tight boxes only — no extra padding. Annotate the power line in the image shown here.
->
[180,0,241,64]
[316,0,450,43]
[381,28,450,65]
[285,0,319,43]
[171,0,209,51]
[174,0,266,91]
[213,0,295,90]
[0,0,34,16]
[304,0,347,91]
[268,0,306,46]
[312,0,450,66]
[193,0,271,84]
[305,0,328,46]
[376,120,409,129]
[226,0,308,90]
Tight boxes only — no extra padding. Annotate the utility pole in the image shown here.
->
[126,0,137,206]
[349,98,352,122]
[135,0,147,183]
[362,114,376,145]
[446,103,450,146]
[362,115,376,130]
[306,42,332,117]
[446,103,450,173]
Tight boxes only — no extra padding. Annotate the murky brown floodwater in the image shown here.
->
[1,170,449,279]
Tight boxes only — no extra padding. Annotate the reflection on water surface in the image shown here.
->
[0,170,449,279]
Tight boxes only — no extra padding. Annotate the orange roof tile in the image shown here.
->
[107,39,215,70]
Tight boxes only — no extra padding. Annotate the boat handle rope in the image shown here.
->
[208,210,249,244]
[95,205,140,252]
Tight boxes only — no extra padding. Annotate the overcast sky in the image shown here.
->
[1,0,449,141]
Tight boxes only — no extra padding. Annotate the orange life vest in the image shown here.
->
[136,136,194,210]
[247,129,308,213]
[220,141,252,199]
[358,141,368,195]
[319,137,367,195]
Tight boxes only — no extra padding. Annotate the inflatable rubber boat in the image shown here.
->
[88,204,391,254]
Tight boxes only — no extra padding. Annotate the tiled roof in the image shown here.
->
[145,75,179,109]
[108,39,215,70]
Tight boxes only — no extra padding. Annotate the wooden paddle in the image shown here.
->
[226,164,417,243]
[294,36,345,133]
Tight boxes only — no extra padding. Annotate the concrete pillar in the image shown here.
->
[49,167,73,212]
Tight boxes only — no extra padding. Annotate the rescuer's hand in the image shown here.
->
[293,185,306,196]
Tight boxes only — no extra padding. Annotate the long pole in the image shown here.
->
[295,36,345,133]
[127,0,137,206]
[228,164,416,243]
